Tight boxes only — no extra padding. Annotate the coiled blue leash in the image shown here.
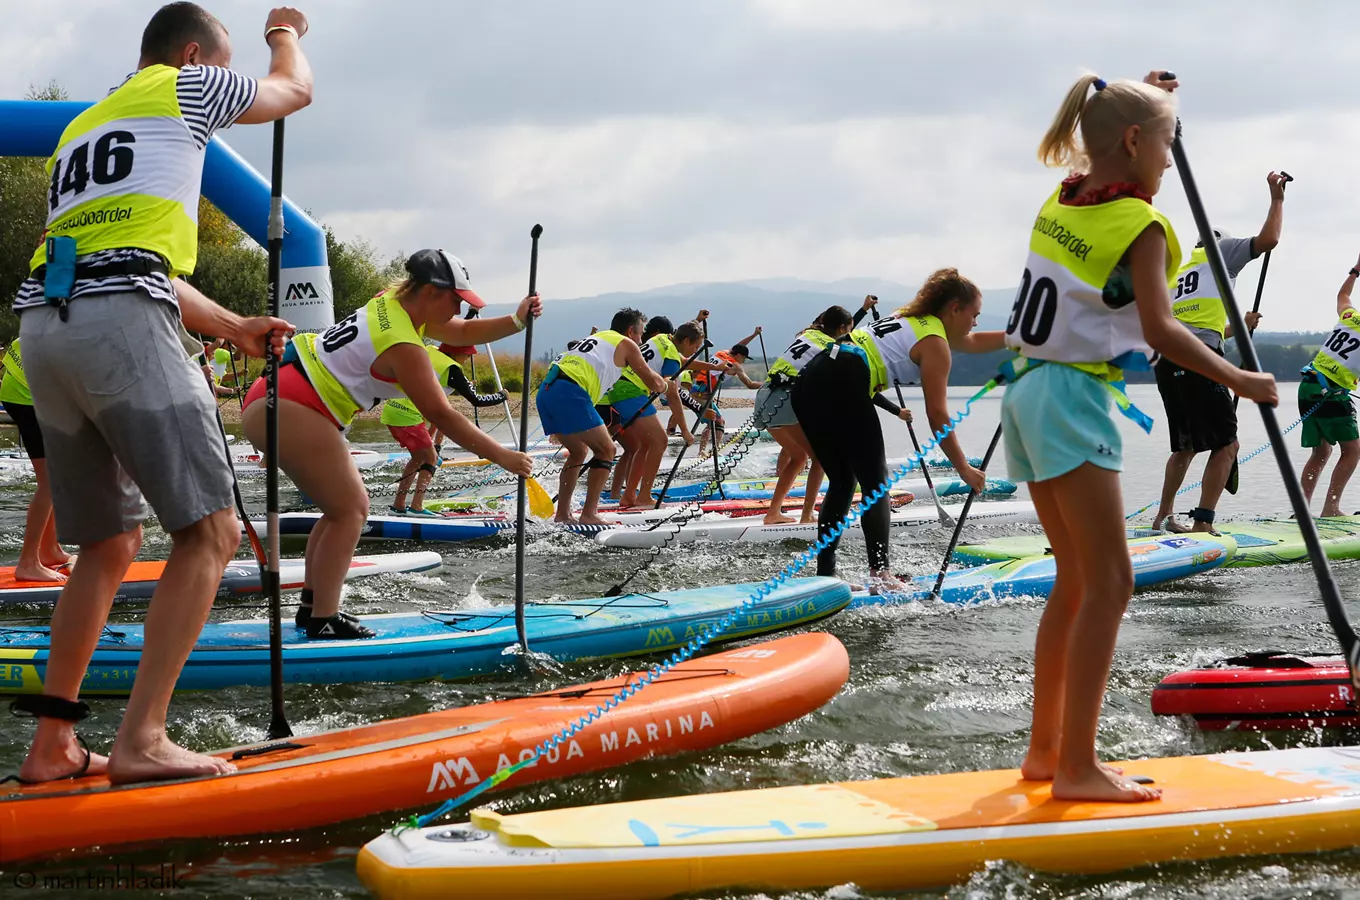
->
[1125,402,1323,520]
[394,385,989,832]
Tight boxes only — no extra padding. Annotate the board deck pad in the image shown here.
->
[358,746,1360,899]
[953,516,1360,568]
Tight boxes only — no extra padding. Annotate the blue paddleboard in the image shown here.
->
[849,534,1235,608]
[0,579,851,695]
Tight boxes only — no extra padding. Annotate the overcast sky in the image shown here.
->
[4,1,1359,330]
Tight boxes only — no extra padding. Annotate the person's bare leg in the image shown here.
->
[765,427,807,525]
[16,459,67,582]
[1302,443,1333,508]
[106,510,241,784]
[1151,450,1195,530]
[578,425,618,525]
[245,400,368,619]
[391,456,419,511]
[626,416,668,509]
[612,428,639,506]
[1020,479,1080,782]
[1190,443,1236,532]
[554,432,592,523]
[1322,439,1360,517]
[16,528,145,782]
[408,446,439,512]
[801,459,825,524]
[1046,463,1158,803]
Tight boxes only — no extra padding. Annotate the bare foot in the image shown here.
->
[42,552,76,570]
[1321,506,1344,518]
[1163,518,1190,534]
[577,514,611,526]
[617,494,639,509]
[1020,751,1122,781]
[554,513,579,525]
[14,562,68,583]
[763,513,796,525]
[1190,521,1221,536]
[18,725,108,782]
[1051,764,1160,803]
[107,735,235,785]
[617,505,652,513]
[867,571,911,596]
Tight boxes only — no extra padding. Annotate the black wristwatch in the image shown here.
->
[1351,268,1359,278]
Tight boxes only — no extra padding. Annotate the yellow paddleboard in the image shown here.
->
[357,746,1360,899]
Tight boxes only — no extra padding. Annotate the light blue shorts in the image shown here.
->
[1000,362,1122,484]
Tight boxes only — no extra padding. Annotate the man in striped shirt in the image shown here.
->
[14,3,313,786]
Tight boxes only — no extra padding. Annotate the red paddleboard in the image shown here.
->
[1151,651,1360,730]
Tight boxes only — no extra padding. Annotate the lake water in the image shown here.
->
[2,382,1358,899]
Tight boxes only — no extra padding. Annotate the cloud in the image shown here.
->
[3,0,1359,328]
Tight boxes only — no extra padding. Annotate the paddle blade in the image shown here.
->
[527,477,554,518]
[1226,459,1240,495]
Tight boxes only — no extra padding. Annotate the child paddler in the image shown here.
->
[242,249,537,639]
[792,270,999,593]
[1299,254,1360,516]
[756,306,856,525]
[1004,71,1276,802]
[381,345,508,516]
[0,339,75,581]
[1150,173,1286,533]
[604,319,728,510]
[537,308,666,524]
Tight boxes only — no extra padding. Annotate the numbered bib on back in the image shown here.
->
[1313,308,1360,392]
[768,329,834,380]
[28,66,203,277]
[1170,247,1226,348]
[847,315,944,394]
[556,330,626,404]
[294,288,426,425]
[1004,186,1180,374]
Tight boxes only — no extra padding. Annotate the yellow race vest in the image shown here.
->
[1004,185,1181,382]
[0,341,32,406]
[1170,246,1227,348]
[767,329,835,381]
[846,314,947,395]
[555,330,626,404]
[1313,307,1360,392]
[293,288,427,426]
[28,65,204,278]
[380,347,464,427]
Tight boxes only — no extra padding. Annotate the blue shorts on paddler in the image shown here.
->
[536,365,604,436]
[611,393,656,424]
[1000,362,1123,484]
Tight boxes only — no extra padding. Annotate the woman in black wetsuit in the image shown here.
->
[792,269,1004,592]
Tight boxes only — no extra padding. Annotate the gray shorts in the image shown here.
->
[754,383,798,428]
[20,290,236,545]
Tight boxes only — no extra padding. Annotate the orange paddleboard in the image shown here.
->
[0,632,848,863]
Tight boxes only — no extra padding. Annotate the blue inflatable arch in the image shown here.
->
[0,99,334,330]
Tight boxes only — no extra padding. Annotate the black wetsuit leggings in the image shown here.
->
[791,348,890,576]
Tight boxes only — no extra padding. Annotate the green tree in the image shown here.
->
[0,82,69,342]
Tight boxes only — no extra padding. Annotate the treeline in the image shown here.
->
[0,82,401,343]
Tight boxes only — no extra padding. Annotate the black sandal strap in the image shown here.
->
[10,694,91,722]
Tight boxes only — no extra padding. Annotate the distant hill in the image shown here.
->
[478,278,1320,384]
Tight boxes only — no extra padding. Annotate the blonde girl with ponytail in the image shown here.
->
[1002,71,1278,803]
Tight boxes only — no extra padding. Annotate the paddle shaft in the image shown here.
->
[870,307,951,526]
[481,337,517,439]
[655,376,724,507]
[264,119,290,740]
[515,225,543,656]
[930,424,1002,598]
[468,347,479,427]
[1172,125,1359,686]
[757,331,769,375]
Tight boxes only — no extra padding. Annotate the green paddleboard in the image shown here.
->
[952,516,1360,568]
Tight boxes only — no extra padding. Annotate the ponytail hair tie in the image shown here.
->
[1093,77,1107,91]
